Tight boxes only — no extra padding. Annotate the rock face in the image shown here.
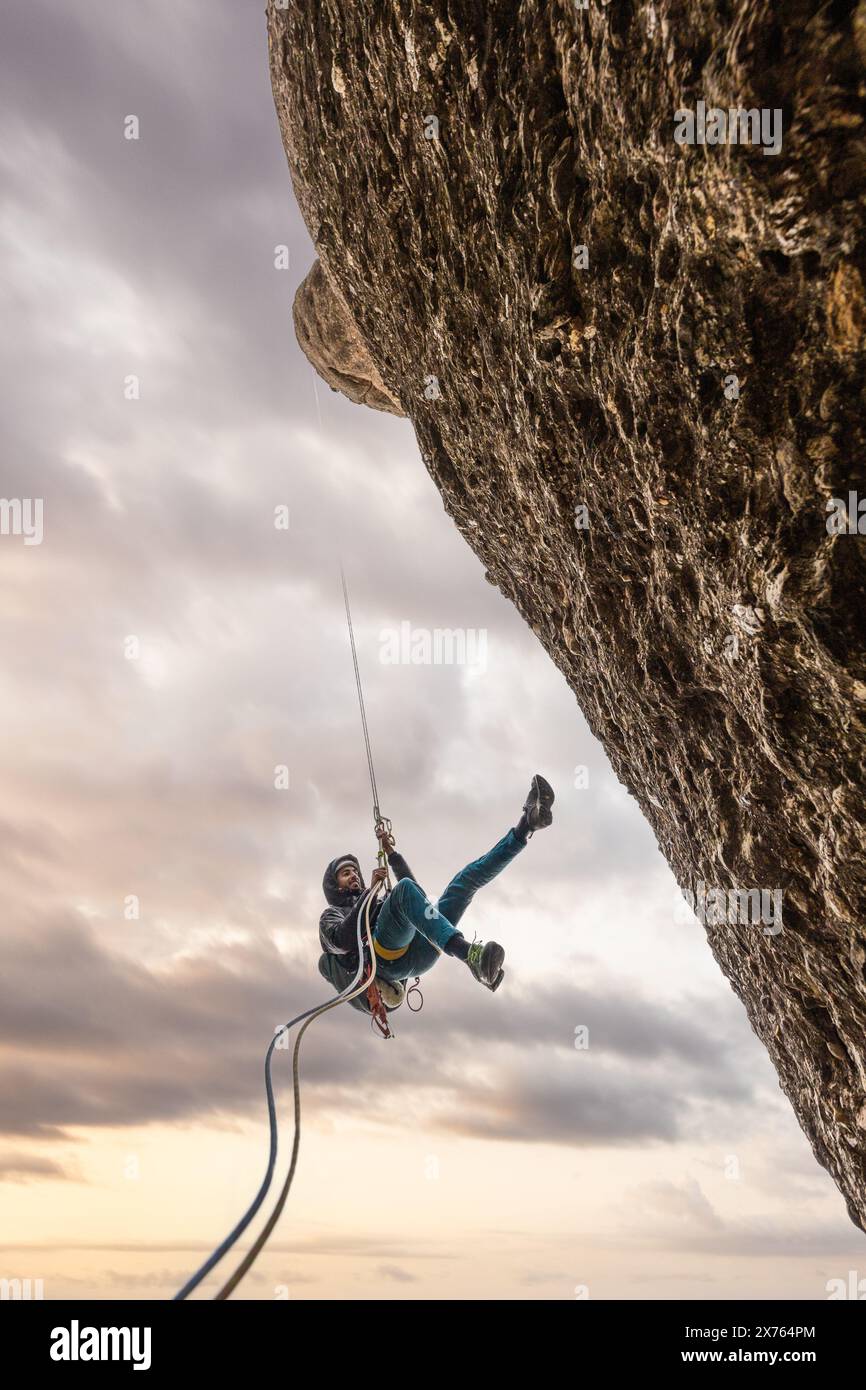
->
[267,2,866,1228]
[293,258,404,415]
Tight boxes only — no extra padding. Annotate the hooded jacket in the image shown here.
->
[318,849,418,1014]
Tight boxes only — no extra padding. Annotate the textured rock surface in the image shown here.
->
[267,1,866,1228]
[293,257,404,415]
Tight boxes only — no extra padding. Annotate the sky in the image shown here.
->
[0,0,863,1301]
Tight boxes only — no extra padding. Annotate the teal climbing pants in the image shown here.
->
[371,828,527,981]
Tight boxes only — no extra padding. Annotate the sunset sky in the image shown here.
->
[1,0,864,1300]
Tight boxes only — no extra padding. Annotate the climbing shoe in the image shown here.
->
[467,939,506,990]
[516,772,555,839]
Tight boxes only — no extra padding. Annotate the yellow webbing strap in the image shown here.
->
[373,938,409,960]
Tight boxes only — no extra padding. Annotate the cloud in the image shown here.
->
[375,1264,417,1283]
[0,1153,72,1183]
[4,1234,454,1262]
[0,901,757,1152]
[607,1178,866,1258]
[520,1269,579,1286]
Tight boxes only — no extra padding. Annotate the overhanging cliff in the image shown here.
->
[267,1,866,1228]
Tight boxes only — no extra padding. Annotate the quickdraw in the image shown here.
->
[374,815,395,870]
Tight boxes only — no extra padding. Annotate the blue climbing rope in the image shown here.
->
[173,883,382,1300]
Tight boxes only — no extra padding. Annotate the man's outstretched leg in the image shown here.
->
[373,877,462,967]
[435,774,555,991]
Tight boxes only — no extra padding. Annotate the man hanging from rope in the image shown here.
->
[318,774,554,1017]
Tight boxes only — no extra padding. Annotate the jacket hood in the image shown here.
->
[322,853,366,907]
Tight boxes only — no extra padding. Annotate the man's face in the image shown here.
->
[336,864,360,893]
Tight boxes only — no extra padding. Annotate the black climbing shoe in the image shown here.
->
[467,939,506,990]
[516,773,555,838]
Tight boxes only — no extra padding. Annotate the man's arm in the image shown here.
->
[319,901,363,955]
[376,821,418,887]
[387,849,418,885]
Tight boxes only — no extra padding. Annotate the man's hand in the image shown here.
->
[371,866,388,888]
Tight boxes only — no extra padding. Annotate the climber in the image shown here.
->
[318,774,555,1017]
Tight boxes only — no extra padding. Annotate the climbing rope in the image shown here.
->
[174,570,403,1299]
[340,564,383,826]
[174,882,383,1300]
